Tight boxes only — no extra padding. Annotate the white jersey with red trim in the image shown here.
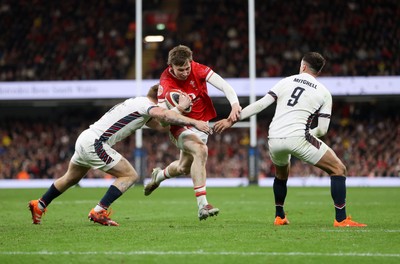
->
[89,97,156,146]
[268,72,332,138]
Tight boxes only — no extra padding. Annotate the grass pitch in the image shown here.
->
[0,185,399,264]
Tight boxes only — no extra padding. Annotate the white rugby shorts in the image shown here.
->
[268,136,329,166]
[169,126,208,150]
[70,129,122,171]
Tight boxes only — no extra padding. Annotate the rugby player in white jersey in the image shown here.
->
[28,84,212,226]
[214,52,366,227]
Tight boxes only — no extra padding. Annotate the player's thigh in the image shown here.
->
[106,156,138,179]
[175,128,208,156]
[170,126,208,151]
[314,147,346,175]
[182,134,207,154]
[291,136,329,165]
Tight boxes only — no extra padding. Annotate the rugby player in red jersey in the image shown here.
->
[144,45,241,220]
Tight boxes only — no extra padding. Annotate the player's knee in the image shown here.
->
[275,164,289,180]
[193,142,208,160]
[177,165,190,175]
[333,162,347,176]
[340,163,347,176]
[131,172,139,182]
[117,170,137,182]
[123,168,139,184]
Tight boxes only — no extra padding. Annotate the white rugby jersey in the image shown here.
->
[89,97,157,146]
[268,72,332,138]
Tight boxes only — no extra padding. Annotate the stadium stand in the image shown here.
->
[0,0,144,81]
[0,0,399,180]
[1,102,399,179]
[0,0,398,81]
[146,0,400,78]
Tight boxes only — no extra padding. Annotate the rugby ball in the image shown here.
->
[165,89,192,113]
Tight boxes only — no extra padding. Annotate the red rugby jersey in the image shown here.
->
[158,61,217,122]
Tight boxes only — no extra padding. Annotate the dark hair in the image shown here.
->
[302,52,326,74]
[167,45,193,66]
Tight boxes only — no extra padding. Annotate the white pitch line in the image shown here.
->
[322,229,400,233]
[0,251,399,258]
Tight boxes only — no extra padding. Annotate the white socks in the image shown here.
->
[94,204,106,212]
[194,185,208,209]
[156,166,171,183]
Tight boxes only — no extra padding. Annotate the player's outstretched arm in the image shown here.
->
[213,119,234,134]
[228,102,242,122]
[149,107,213,135]
[215,93,276,134]
[240,93,276,120]
[207,72,242,122]
[145,118,170,132]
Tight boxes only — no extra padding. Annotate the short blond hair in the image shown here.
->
[147,84,159,100]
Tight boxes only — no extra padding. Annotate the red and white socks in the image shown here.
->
[194,185,208,209]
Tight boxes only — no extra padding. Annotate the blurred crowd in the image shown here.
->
[0,0,137,81]
[146,0,400,78]
[0,0,399,180]
[1,0,399,81]
[1,102,399,180]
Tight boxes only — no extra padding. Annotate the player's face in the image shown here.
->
[171,60,191,80]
